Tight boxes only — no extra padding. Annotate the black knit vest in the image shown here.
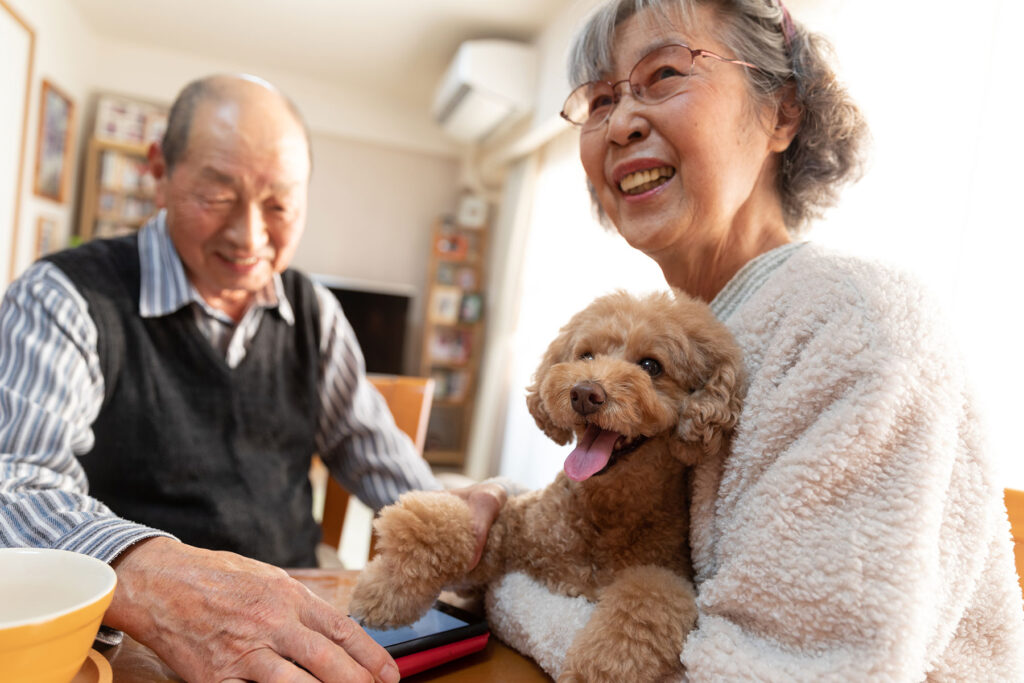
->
[45,236,321,567]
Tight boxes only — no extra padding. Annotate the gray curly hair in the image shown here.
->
[568,0,869,233]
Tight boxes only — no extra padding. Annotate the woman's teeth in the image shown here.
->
[226,255,259,265]
[619,166,675,195]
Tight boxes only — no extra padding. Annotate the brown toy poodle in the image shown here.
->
[350,290,744,682]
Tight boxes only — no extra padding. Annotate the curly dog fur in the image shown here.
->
[350,290,743,681]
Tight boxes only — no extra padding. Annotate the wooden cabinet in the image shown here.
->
[420,214,488,468]
[77,138,157,241]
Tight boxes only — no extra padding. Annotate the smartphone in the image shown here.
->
[359,600,490,677]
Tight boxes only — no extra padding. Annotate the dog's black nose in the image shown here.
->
[570,382,606,415]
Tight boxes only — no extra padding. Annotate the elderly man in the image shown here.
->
[0,75,504,682]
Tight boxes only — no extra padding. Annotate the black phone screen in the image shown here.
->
[360,600,488,658]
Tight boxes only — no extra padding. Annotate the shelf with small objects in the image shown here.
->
[77,95,167,241]
[419,200,489,468]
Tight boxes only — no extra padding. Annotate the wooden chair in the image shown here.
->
[316,374,435,553]
[1006,488,1024,603]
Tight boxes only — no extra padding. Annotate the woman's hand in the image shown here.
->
[105,537,399,683]
[447,481,508,568]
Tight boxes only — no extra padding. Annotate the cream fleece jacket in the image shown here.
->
[487,243,1024,681]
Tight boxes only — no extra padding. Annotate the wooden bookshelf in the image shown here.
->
[419,212,488,468]
[77,137,157,241]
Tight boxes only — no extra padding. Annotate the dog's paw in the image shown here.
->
[349,492,478,628]
[563,565,695,683]
[374,491,476,576]
[349,558,438,628]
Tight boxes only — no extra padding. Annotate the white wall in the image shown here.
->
[300,132,460,372]
[3,0,97,290]
[87,40,459,159]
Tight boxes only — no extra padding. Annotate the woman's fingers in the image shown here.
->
[451,482,507,568]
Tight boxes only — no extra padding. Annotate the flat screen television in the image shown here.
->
[311,274,414,376]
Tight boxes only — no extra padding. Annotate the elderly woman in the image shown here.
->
[483,0,1024,680]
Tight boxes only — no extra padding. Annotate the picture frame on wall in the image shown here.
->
[33,79,75,203]
[34,214,60,258]
[2,0,36,282]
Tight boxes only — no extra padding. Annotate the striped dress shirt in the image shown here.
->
[0,211,439,564]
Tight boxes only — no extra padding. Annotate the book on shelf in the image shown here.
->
[430,369,470,402]
[95,95,168,145]
[99,151,152,193]
[428,329,471,365]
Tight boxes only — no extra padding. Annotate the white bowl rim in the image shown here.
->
[0,547,117,629]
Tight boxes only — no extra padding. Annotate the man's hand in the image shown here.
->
[447,481,508,568]
[105,537,399,683]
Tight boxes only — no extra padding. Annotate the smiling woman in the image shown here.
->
[482,0,1024,679]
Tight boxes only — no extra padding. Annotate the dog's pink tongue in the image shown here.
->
[565,424,620,482]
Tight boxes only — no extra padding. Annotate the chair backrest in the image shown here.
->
[1006,488,1024,603]
[319,374,435,550]
[366,374,435,451]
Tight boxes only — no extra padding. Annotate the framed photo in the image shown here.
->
[434,231,468,261]
[33,80,75,203]
[456,195,487,229]
[429,286,462,325]
[436,262,456,285]
[443,370,470,401]
[428,328,471,365]
[2,1,35,281]
[459,292,483,324]
[455,266,477,290]
[34,214,61,258]
[94,94,164,144]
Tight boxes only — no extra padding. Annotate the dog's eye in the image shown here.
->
[578,352,594,361]
[638,358,662,377]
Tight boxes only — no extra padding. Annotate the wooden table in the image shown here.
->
[99,569,550,682]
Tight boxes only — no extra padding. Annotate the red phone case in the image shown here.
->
[395,632,490,677]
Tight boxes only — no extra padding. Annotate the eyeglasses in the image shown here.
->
[560,44,757,130]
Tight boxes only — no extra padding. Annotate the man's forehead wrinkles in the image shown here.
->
[199,166,236,184]
[194,165,302,199]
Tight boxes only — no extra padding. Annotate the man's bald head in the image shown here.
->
[160,74,312,173]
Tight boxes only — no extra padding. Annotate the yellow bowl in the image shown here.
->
[0,548,116,683]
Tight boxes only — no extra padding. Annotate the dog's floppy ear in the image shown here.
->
[525,327,574,446]
[675,315,745,456]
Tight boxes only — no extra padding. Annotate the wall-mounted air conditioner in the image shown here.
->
[432,39,537,143]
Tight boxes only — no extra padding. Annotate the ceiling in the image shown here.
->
[73,0,575,119]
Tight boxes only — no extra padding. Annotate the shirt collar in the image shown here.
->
[710,241,806,321]
[137,210,294,325]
